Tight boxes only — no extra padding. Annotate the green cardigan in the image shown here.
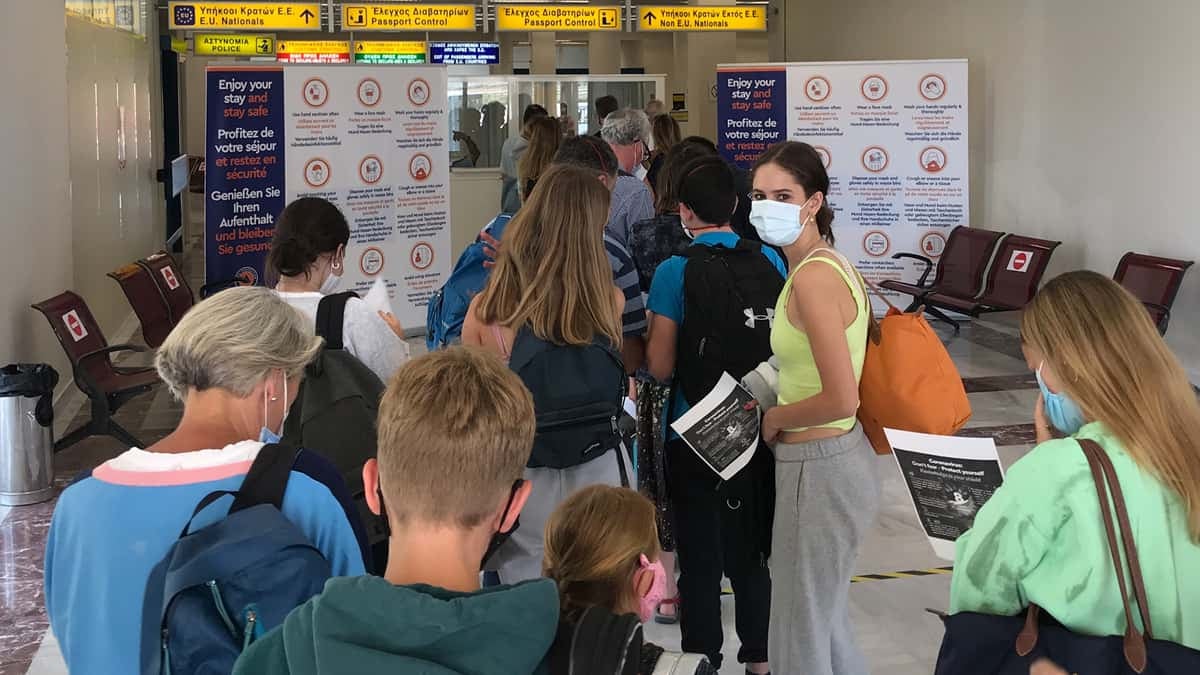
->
[950,422,1200,650]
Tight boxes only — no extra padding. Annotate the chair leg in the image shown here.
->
[107,420,144,449]
[904,298,923,312]
[926,306,961,333]
[54,424,95,453]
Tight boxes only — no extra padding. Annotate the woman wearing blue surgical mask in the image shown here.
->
[270,197,409,382]
[950,270,1200,653]
[749,141,879,675]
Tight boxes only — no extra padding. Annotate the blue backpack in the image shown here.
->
[139,444,333,675]
[426,214,511,350]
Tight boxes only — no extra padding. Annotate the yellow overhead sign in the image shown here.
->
[343,4,476,31]
[194,33,275,56]
[276,40,349,55]
[638,6,766,31]
[495,4,621,32]
[355,41,427,55]
[168,2,322,31]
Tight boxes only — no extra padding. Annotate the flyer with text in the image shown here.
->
[670,373,761,481]
[884,428,1004,561]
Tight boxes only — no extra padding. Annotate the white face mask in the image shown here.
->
[634,163,649,182]
[749,197,814,247]
[319,257,343,294]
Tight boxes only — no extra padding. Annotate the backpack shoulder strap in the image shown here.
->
[230,443,299,513]
[570,607,643,675]
[508,325,551,373]
[316,291,358,350]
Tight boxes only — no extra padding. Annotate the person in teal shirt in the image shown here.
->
[235,348,559,675]
[951,270,1200,652]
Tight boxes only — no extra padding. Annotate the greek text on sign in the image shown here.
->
[495,5,621,32]
[278,41,351,63]
[355,41,428,64]
[168,2,321,30]
[194,33,275,56]
[343,4,475,31]
[1007,250,1033,272]
[638,6,766,31]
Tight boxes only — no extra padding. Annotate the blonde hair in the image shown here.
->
[154,286,322,401]
[518,116,562,194]
[476,164,622,347]
[1021,270,1200,540]
[543,486,660,618]
[375,347,536,528]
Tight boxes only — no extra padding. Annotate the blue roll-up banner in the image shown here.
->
[205,67,285,287]
[717,68,787,171]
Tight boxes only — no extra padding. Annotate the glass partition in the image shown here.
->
[449,74,666,168]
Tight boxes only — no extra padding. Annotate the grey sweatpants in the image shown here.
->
[769,423,880,675]
[489,446,633,584]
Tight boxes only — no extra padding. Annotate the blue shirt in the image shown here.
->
[605,174,655,250]
[605,233,647,336]
[45,443,367,675]
[647,231,787,436]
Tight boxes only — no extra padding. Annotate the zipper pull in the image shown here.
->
[242,608,258,651]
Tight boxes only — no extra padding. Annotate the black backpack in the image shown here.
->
[509,326,627,479]
[281,292,388,562]
[548,607,643,675]
[676,239,785,405]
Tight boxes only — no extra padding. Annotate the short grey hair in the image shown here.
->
[155,286,323,400]
[600,108,650,147]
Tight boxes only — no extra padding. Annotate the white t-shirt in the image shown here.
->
[276,291,409,383]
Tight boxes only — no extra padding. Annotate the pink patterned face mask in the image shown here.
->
[636,554,667,623]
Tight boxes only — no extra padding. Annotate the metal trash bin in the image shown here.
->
[0,364,59,506]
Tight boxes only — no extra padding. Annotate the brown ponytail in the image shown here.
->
[543,486,660,620]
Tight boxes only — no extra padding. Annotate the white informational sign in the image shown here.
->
[884,428,1004,561]
[206,65,451,332]
[717,59,969,310]
[670,372,761,481]
[285,66,450,329]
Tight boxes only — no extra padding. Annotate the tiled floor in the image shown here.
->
[0,249,1040,674]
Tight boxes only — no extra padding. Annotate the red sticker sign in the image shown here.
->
[160,266,180,291]
[1007,250,1033,272]
[63,310,88,342]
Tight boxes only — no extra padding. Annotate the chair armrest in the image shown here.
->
[1142,302,1171,333]
[76,343,148,365]
[892,253,935,287]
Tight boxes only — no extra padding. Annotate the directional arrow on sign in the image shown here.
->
[300,8,315,24]
[644,11,657,25]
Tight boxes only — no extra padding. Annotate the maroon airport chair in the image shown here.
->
[139,251,195,326]
[32,292,158,451]
[920,235,1062,331]
[1114,253,1194,335]
[881,226,1008,327]
[108,262,174,348]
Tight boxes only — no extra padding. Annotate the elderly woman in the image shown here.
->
[44,286,368,675]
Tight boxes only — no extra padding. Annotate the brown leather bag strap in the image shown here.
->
[1080,439,1149,672]
[1081,439,1154,637]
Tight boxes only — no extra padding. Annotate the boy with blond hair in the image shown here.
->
[235,347,560,675]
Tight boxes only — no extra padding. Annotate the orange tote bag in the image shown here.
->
[857,280,972,454]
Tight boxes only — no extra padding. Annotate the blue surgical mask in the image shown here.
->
[259,376,289,444]
[1036,362,1086,435]
[749,197,814,247]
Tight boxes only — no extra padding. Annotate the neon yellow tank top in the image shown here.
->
[770,249,869,433]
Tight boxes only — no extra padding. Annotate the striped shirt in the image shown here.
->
[605,233,648,336]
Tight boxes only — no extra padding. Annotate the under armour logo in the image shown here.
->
[744,307,775,329]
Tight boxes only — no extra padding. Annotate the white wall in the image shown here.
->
[785,0,1200,378]
[0,6,73,381]
[67,16,166,335]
